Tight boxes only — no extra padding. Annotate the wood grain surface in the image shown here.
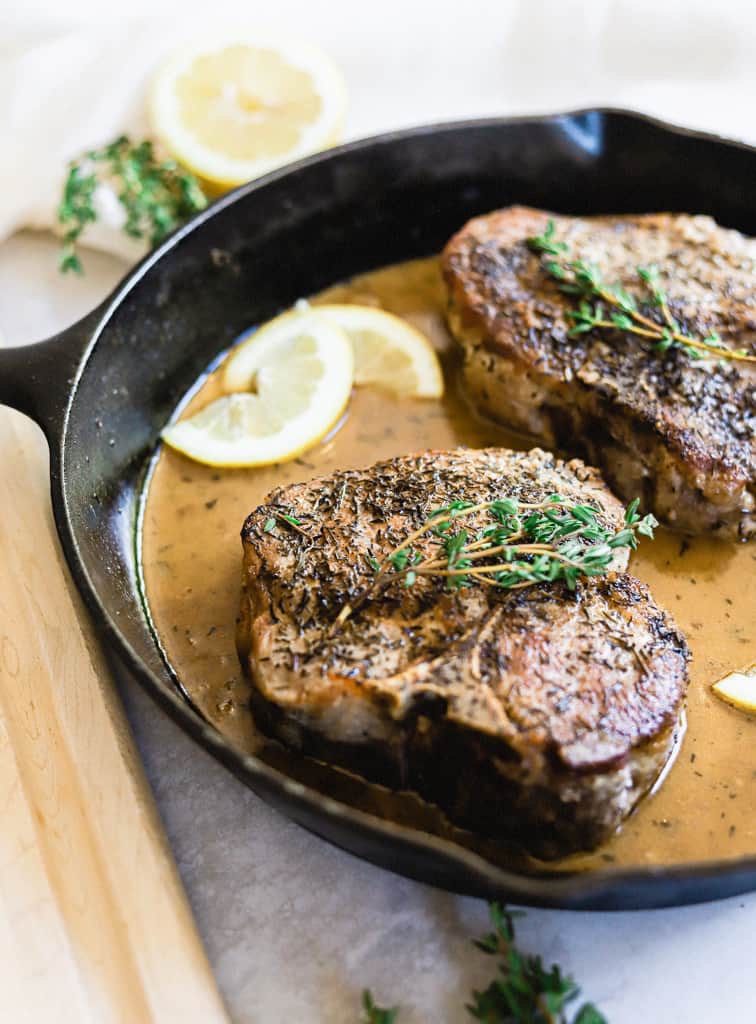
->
[0,406,228,1023]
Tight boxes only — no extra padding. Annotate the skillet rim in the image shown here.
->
[45,106,756,909]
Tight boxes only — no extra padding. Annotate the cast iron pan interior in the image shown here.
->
[3,109,756,909]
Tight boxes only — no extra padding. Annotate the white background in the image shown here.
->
[2,2,755,1021]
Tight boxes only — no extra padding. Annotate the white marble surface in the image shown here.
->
[3,3,756,1019]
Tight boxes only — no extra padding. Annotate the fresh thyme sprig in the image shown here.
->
[58,135,207,274]
[526,220,756,364]
[361,903,607,1024]
[333,495,655,632]
[467,903,607,1024]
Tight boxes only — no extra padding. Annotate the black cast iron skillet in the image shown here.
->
[3,109,756,910]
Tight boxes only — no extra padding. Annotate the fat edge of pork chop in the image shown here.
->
[442,207,756,541]
[237,447,689,859]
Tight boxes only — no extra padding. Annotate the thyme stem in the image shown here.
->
[380,498,556,570]
[527,220,756,364]
[363,903,608,1023]
[57,135,207,274]
[332,495,656,632]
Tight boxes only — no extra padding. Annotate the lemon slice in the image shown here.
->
[149,32,347,189]
[162,314,352,466]
[712,664,756,713]
[225,304,444,398]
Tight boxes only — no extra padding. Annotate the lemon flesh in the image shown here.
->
[161,317,353,467]
[712,664,756,713]
[149,33,347,189]
[224,304,444,399]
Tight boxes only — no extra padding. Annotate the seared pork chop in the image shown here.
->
[442,208,756,540]
[238,448,689,857]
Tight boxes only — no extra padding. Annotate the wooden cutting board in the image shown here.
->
[0,405,228,1022]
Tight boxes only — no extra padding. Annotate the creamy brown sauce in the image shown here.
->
[141,257,756,874]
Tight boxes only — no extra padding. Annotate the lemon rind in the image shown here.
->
[148,31,347,187]
[162,321,353,467]
[315,303,444,398]
[224,303,444,399]
[711,667,756,714]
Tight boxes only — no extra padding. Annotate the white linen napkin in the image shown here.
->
[0,23,168,258]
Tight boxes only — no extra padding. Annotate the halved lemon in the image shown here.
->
[712,664,756,714]
[225,304,444,398]
[161,314,353,467]
[149,32,347,190]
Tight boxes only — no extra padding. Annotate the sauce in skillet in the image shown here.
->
[140,257,756,873]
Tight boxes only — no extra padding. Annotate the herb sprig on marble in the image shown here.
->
[58,135,207,274]
[333,494,655,631]
[526,219,756,364]
[361,903,608,1024]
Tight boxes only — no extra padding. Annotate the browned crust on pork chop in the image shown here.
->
[442,207,756,540]
[238,447,689,857]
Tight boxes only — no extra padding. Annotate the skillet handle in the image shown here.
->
[0,308,100,439]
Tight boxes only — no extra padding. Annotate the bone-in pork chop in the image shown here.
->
[237,447,689,857]
[442,208,756,540]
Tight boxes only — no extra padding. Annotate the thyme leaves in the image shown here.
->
[361,903,608,1024]
[262,511,308,537]
[526,220,756,364]
[333,494,656,631]
[58,135,207,274]
[467,903,607,1024]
